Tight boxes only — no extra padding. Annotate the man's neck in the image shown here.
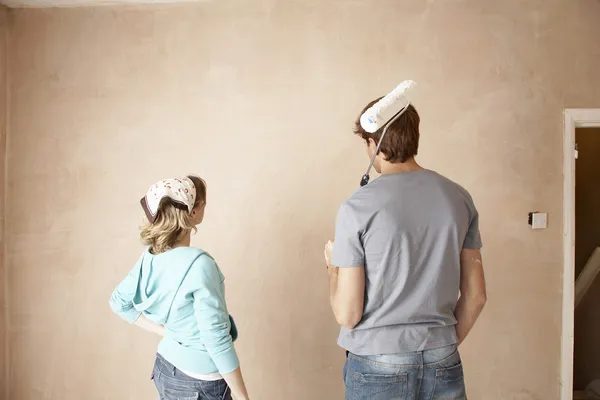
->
[380,157,423,175]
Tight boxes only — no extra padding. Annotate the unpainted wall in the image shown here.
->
[5,1,600,399]
[0,5,8,398]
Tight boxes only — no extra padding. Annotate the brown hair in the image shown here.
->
[139,175,207,254]
[353,100,420,163]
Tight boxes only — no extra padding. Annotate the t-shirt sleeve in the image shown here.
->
[331,202,365,268]
[463,194,483,250]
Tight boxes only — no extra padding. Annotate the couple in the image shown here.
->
[109,91,487,400]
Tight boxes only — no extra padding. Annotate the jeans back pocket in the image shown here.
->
[433,363,466,399]
[162,387,199,400]
[352,372,408,400]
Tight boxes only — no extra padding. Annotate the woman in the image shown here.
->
[109,175,250,400]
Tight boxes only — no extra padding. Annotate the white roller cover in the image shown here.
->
[359,80,416,134]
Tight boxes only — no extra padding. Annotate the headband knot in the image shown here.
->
[140,177,196,223]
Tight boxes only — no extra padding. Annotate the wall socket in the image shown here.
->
[528,212,548,229]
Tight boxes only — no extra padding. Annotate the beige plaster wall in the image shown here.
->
[0,5,8,398]
[574,128,600,390]
[5,1,600,399]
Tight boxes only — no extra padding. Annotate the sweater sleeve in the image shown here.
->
[109,260,142,324]
[191,256,240,374]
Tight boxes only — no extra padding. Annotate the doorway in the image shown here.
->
[562,110,600,400]
[572,127,600,399]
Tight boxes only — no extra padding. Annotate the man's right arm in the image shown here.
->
[455,249,487,345]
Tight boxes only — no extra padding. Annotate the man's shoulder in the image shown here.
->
[425,170,474,199]
[335,185,379,226]
[340,183,379,210]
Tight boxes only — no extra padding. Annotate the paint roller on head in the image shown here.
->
[359,80,416,187]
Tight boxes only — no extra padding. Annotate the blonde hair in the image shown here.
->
[140,175,206,254]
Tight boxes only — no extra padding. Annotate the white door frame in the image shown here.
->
[561,109,600,400]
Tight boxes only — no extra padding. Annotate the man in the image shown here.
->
[324,99,487,400]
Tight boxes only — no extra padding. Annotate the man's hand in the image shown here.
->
[455,249,487,345]
[323,239,364,329]
[324,240,339,276]
[324,240,334,269]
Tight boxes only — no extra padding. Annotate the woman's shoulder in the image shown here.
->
[187,246,217,262]
[151,247,216,268]
[182,247,220,269]
[186,249,224,284]
[159,246,211,259]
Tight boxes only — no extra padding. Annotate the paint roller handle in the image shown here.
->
[360,174,370,187]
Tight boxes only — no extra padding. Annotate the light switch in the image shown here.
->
[530,212,548,229]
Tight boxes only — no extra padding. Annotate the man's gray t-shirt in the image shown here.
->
[331,169,482,355]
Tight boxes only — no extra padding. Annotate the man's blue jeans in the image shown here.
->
[343,345,466,400]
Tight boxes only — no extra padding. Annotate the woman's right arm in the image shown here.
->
[109,261,142,324]
[191,256,250,400]
[133,314,165,337]
[222,366,249,400]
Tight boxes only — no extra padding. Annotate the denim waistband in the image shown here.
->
[349,344,458,367]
